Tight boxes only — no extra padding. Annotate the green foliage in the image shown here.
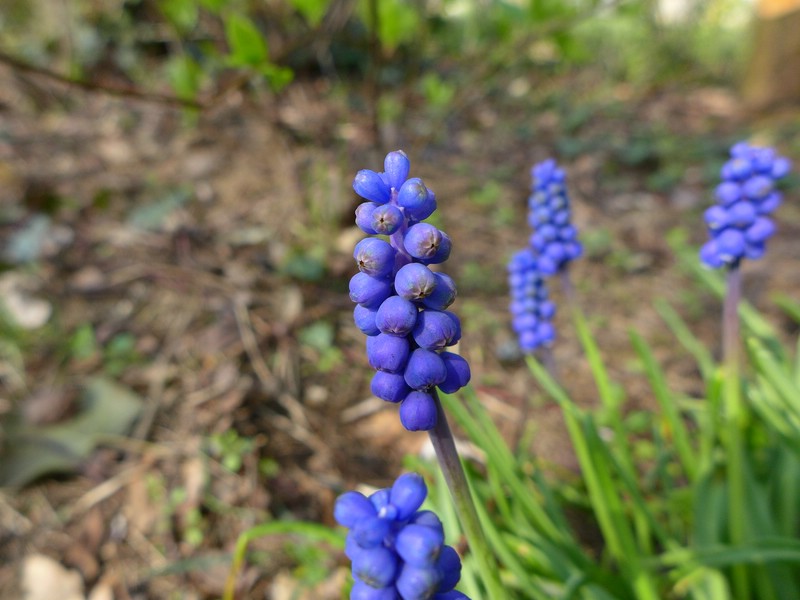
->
[288,0,329,27]
[0,378,143,487]
[207,429,255,473]
[160,0,199,33]
[357,0,420,52]
[224,13,269,67]
[166,55,203,101]
[434,279,800,598]
[0,0,751,113]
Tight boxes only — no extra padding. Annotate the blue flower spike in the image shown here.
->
[700,142,791,268]
[508,248,556,353]
[351,151,470,432]
[334,472,469,599]
[528,159,583,276]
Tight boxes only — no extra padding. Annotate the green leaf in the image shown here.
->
[0,377,143,488]
[225,13,268,67]
[198,0,226,12]
[69,323,98,361]
[298,322,334,352]
[674,567,731,600]
[127,186,192,230]
[259,63,294,90]
[358,0,419,51]
[288,0,329,27]
[166,55,202,101]
[159,0,198,32]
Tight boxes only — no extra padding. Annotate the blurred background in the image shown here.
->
[0,0,799,598]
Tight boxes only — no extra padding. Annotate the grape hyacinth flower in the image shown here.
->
[350,151,471,432]
[528,159,583,276]
[699,142,791,269]
[508,248,556,353]
[335,473,469,600]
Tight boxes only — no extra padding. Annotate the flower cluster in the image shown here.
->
[700,142,792,268]
[335,473,469,600]
[508,249,556,353]
[350,151,471,432]
[528,159,583,276]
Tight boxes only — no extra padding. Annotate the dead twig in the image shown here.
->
[0,49,203,109]
[232,297,323,453]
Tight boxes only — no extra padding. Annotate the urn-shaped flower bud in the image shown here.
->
[352,546,399,588]
[356,202,380,234]
[411,310,461,351]
[399,391,438,431]
[396,564,442,600]
[350,273,393,308]
[376,296,419,337]
[404,223,449,262]
[437,352,471,394]
[436,546,462,593]
[395,263,437,301]
[396,524,444,567]
[335,491,376,528]
[397,178,429,213]
[354,305,381,336]
[409,511,445,537]
[352,515,392,549]
[351,580,398,599]
[372,204,404,235]
[367,333,410,373]
[404,349,447,390]
[422,273,457,310]
[355,238,397,278]
[371,371,412,403]
[354,170,391,204]
[384,150,411,190]
[389,473,428,520]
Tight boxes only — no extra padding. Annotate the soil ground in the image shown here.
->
[1,63,799,599]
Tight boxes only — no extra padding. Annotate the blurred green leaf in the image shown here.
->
[225,13,268,67]
[281,252,325,282]
[5,215,51,264]
[0,377,143,488]
[289,0,329,27]
[299,321,334,352]
[259,62,294,90]
[69,323,98,361]
[127,186,192,230]
[166,54,202,100]
[160,0,198,32]
[198,0,226,12]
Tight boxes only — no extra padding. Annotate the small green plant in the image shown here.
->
[207,429,254,473]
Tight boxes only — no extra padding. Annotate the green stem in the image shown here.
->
[723,265,749,599]
[428,390,505,598]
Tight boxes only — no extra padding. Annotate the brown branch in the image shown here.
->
[0,49,204,109]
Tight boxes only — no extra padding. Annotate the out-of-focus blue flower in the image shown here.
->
[350,151,470,431]
[334,473,467,599]
[700,142,791,268]
[528,159,582,275]
[508,248,556,353]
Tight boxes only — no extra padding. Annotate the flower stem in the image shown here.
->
[559,266,578,310]
[722,264,749,599]
[428,390,504,598]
